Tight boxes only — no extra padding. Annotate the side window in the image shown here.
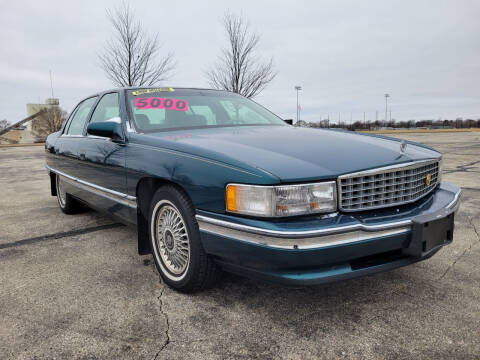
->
[66,97,98,135]
[89,93,120,124]
[62,106,80,134]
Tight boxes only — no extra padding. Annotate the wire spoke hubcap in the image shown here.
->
[56,176,66,207]
[156,204,190,275]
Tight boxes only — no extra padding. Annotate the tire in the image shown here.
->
[55,174,84,214]
[148,185,220,292]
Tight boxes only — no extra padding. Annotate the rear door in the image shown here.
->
[52,96,98,179]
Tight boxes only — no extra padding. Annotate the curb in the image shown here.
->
[0,143,45,148]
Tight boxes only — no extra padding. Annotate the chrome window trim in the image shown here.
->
[85,135,111,140]
[59,134,85,138]
[123,89,138,133]
[46,165,136,208]
[338,159,440,212]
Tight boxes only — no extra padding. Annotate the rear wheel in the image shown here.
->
[149,185,220,292]
[55,174,84,214]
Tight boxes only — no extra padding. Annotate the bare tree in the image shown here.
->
[32,107,67,140]
[206,13,277,98]
[98,2,175,87]
[0,119,9,130]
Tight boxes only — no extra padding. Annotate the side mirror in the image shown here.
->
[87,121,123,142]
[283,119,293,125]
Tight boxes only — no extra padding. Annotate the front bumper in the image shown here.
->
[196,182,461,285]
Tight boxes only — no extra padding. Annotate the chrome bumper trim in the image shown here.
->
[196,215,412,239]
[46,165,137,208]
[198,220,411,250]
[446,187,462,211]
[196,187,461,249]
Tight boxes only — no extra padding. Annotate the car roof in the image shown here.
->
[90,87,234,98]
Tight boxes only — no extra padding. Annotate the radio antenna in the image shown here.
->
[49,70,54,98]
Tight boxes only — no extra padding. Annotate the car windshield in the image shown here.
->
[126,88,287,132]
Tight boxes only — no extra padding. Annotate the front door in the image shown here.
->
[76,92,132,221]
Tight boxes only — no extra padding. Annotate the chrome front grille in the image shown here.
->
[339,160,440,212]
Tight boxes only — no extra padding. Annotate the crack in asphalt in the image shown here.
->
[154,286,171,359]
[0,223,123,250]
[469,215,480,241]
[443,160,480,174]
[439,214,480,280]
[461,187,480,192]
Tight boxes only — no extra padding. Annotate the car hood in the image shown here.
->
[137,126,441,183]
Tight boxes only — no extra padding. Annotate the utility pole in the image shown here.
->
[295,86,302,123]
[390,110,392,121]
[376,110,378,122]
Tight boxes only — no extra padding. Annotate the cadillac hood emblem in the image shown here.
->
[400,141,407,153]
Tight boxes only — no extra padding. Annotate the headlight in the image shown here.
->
[226,182,337,217]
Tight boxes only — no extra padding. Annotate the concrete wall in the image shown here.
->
[0,129,37,144]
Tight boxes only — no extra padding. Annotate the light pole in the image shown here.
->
[385,93,390,123]
[295,86,302,123]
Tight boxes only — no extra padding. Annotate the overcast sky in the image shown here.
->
[1,0,479,123]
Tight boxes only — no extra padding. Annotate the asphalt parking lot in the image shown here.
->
[0,132,479,360]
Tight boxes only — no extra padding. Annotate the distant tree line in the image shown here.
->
[296,118,480,130]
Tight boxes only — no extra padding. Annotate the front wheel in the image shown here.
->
[149,186,220,292]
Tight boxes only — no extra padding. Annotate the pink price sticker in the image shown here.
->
[135,97,189,111]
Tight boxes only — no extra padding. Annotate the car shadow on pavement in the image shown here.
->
[158,261,464,358]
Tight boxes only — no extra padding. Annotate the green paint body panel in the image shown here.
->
[44,88,458,286]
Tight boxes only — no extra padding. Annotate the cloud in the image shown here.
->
[0,63,105,90]
[0,0,479,122]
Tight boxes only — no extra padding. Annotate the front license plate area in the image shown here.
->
[404,213,455,257]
